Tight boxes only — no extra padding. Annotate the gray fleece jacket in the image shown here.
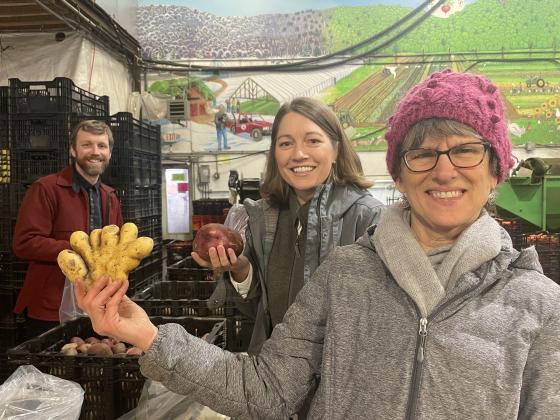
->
[140,214,560,419]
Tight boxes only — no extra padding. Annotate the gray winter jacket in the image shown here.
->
[228,181,383,354]
[140,217,560,419]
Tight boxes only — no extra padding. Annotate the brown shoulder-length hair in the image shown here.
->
[260,97,372,206]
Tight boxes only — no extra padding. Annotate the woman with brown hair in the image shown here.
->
[192,96,383,354]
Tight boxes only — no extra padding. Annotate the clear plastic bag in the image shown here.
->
[0,365,84,419]
[59,277,86,323]
[224,203,248,241]
[116,380,229,420]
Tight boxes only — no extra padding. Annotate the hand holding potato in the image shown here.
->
[57,222,154,288]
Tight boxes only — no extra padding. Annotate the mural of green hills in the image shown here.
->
[325,0,559,53]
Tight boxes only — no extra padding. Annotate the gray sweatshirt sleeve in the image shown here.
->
[139,254,331,419]
[518,308,560,418]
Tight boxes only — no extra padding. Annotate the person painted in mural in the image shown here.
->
[193,96,383,355]
[214,104,230,150]
[76,70,559,419]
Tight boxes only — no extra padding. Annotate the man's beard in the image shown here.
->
[75,156,109,177]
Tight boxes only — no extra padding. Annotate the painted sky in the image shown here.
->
[139,0,476,17]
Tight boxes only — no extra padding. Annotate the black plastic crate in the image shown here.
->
[166,240,193,266]
[104,149,161,187]
[0,148,9,183]
[9,77,109,116]
[0,117,8,150]
[192,198,231,215]
[0,86,8,115]
[5,315,226,419]
[117,185,162,220]
[0,217,16,253]
[130,215,162,246]
[11,148,69,184]
[11,114,73,149]
[112,112,161,155]
[135,298,239,318]
[167,257,214,283]
[0,182,29,219]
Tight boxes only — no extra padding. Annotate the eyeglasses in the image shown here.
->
[401,142,490,173]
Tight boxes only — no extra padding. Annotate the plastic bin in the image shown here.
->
[5,316,227,420]
[9,77,109,116]
[11,148,69,184]
[10,114,72,149]
[117,185,162,220]
[167,257,214,283]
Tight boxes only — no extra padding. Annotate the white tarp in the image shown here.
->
[0,32,132,113]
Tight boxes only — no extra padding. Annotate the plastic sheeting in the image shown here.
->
[0,32,132,113]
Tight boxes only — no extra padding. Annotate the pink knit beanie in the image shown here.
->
[385,69,514,182]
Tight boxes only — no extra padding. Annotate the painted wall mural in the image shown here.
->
[138,0,560,152]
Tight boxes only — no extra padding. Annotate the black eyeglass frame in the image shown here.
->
[400,142,491,173]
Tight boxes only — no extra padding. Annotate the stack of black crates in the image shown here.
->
[1,78,112,355]
[0,77,163,363]
[98,112,164,297]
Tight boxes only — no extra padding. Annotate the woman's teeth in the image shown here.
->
[292,166,314,173]
[430,190,462,198]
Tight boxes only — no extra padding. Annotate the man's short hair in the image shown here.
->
[70,120,114,150]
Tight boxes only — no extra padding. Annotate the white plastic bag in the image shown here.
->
[0,365,84,419]
[59,277,86,323]
[116,380,229,420]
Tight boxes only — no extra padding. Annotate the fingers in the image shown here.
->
[74,279,87,309]
[191,252,210,268]
[104,280,129,317]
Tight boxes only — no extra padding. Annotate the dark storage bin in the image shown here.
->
[112,112,161,155]
[117,185,162,220]
[9,77,109,116]
[0,86,8,115]
[5,316,227,420]
[0,217,16,253]
[0,116,8,150]
[11,149,69,184]
[167,257,214,283]
[135,297,238,318]
[104,150,161,187]
[10,114,72,149]
[0,183,27,217]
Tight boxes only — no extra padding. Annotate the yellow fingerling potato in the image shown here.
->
[57,250,88,282]
[56,223,154,289]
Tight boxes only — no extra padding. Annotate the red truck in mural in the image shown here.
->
[225,112,272,141]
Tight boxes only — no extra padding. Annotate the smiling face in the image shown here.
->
[275,112,337,204]
[395,134,498,248]
[70,128,112,184]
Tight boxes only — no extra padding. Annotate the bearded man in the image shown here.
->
[12,120,123,337]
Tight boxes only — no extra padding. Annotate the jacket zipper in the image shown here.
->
[314,185,326,266]
[405,273,487,419]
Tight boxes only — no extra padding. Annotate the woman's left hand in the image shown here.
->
[75,275,158,352]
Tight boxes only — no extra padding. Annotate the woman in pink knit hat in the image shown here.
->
[77,70,559,419]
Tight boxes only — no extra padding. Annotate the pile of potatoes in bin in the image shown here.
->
[60,336,143,357]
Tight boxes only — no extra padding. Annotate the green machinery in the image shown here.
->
[496,158,560,232]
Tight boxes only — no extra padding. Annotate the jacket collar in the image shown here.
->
[56,165,115,194]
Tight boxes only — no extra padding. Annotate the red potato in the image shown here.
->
[70,337,85,345]
[85,337,100,344]
[77,343,91,353]
[111,342,127,354]
[192,223,243,262]
[88,342,113,356]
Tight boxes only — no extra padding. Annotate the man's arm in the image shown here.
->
[12,183,70,262]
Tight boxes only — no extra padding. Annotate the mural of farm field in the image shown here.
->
[139,0,560,152]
